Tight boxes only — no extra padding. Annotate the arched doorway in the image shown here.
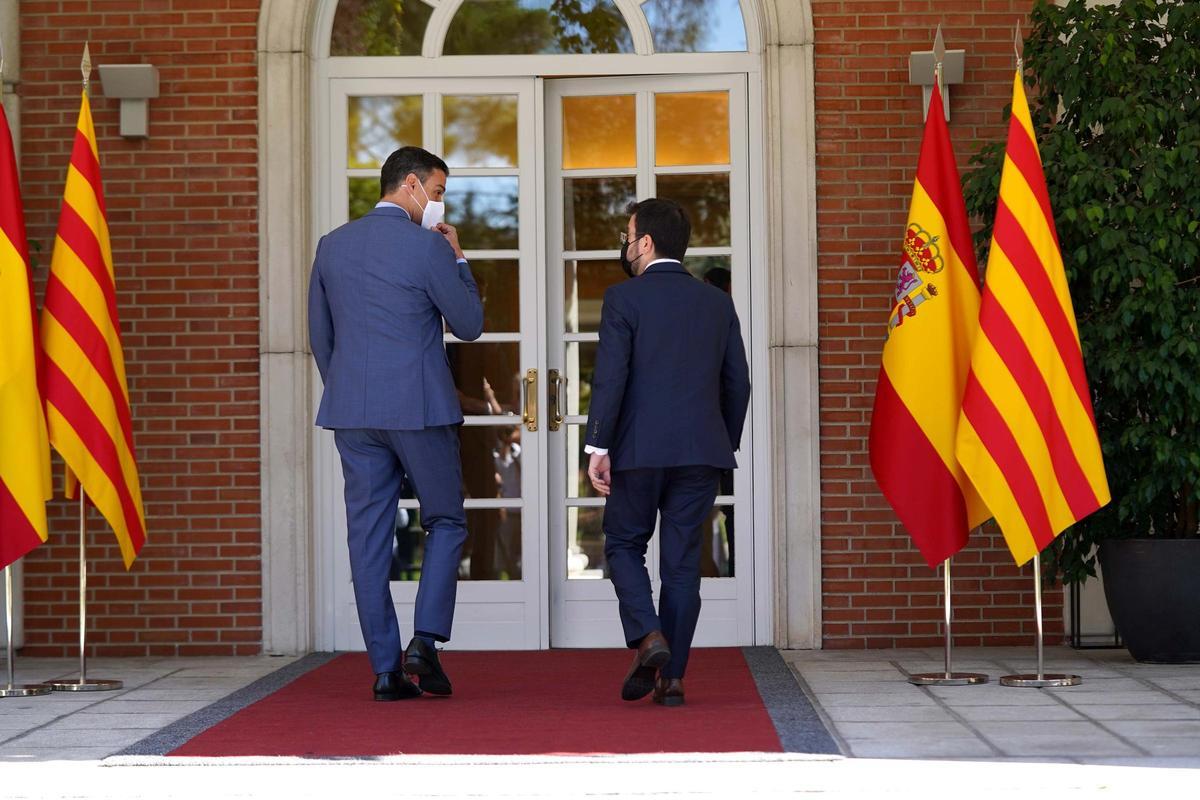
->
[257,0,822,654]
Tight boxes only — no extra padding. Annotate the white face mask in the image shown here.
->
[412,178,445,231]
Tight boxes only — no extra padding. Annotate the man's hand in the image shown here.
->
[588,452,612,497]
[435,222,464,260]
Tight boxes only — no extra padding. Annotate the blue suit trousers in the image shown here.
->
[334,426,468,675]
[602,465,720,680]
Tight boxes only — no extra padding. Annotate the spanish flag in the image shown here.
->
[41,90,146,567]
[955,72,1110,566]
[869,82,990,568]
[0,100,52,570]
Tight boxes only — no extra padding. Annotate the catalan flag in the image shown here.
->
[41,90,146,567]
[0,99,53,570]
[869,82,990,568]
[955,72,1110,566]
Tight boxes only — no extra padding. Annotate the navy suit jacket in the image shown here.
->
[584,260,751,471]
[308,205,484,430]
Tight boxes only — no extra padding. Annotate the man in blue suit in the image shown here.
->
[586,198,751,708]
[309,146,483,700]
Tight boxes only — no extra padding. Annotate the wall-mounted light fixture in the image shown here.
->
[97,64,159,138]
[908,43,965,122]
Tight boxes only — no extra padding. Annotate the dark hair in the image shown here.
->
[380,146,450,198]
[626,198,691,262]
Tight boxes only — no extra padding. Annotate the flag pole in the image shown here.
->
[42,46,122,693]
[1000,554,1081,688]
[907,26,987,688]
[908,556,988,685]
[45,490,122,692]
[1,566,51,698]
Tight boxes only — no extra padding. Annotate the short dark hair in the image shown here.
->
[380,146,449,198]
[627,198,691,262]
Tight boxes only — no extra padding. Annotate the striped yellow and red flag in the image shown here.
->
[869,82,990,568]
[0,100,53,570]
[41,90,146,567]
[955,73,1110,566]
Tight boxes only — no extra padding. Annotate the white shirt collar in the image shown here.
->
[643,258,680,272]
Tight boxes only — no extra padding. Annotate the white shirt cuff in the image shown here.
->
[584,445,608,456]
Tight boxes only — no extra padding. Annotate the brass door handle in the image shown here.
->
[548,369,566,431]
[522,368,538,432]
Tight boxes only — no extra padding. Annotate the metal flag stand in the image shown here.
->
[999,554,1081,688]
[907,26,986,688]
[908,558,988,686]
[2,566,51,698]
[995,22,1078,691]
[44,492,122,692]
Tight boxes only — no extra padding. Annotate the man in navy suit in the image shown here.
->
[309,146,483,700]
[586,198,751,707]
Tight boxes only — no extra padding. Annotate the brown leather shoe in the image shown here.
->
[621,630,671,701]
[653,677,685,707]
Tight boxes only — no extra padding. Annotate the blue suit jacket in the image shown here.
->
[584,260,751,471]
[308,205,484,430]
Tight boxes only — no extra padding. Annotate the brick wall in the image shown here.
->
[18,1,261,656]
[812,0,1066,648]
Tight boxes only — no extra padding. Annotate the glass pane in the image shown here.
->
[460,424,524,501]
[348,176,378,221]
[446,176,520,250]
[562,95,636,170]
[567,505,608,579]
[565,423,603,499]
[564,340,597,416]
[470,260,519,333]
[655,172,731,247]
[444,0,633,55]
[700,503,735,578]
[331,0,432,56]
[564,259,625,333]
[388,507,522,582]
[643,0,748,53]
[348,95,422,169]
[564,176,635,251]
[446,342,523,414]
[655,91,730,167]
[684,255,732,289]
[444,95,518,169]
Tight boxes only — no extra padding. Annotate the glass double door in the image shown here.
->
[324,74,752,651]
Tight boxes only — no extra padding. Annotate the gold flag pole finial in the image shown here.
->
[932,23,946,94]
[81,42,92,90]
[1014,22,1023,72]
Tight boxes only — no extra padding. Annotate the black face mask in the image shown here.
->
[619,236,642,278]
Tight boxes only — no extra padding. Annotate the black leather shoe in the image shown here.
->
[373,670,422,701]
[403,637,452,696]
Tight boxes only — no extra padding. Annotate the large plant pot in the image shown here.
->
[1098,539,1200,663]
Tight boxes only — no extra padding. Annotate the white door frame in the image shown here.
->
[543,74,757,648]
[308,32,778,655]
[315,77,545,651]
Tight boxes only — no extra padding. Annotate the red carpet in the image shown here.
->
[171,649,783,756]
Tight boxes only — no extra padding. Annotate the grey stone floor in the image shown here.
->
[782,646,1200,767]
[0,655,301,761]
[1,647,1197,771]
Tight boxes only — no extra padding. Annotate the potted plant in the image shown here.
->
[963,0,1200,662]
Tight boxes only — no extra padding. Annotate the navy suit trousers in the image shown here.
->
[334,426,468,675]
[602,465,720,680]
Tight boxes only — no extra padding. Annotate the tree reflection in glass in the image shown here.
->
[642,0,747,53]
[348,95,422,169]
[444,177,520,250]
[331,0,432,56]
[444,0,633,55]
